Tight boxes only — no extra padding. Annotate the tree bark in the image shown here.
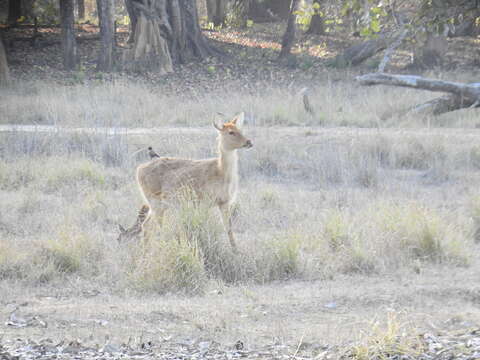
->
[8,0,22,25]
[357,73,480,115]
[0,37,10,86]
[125,0,138,43]
[97,0,115,71]
[123,0,220,73]
[206,0,226,26]
[96,0,103,28]
[77,0,85,19]
[279,0,300,59]
[307,0,325,35]
[60,0,78,71]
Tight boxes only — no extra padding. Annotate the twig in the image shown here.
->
[469,99,480,108]
[291,334,304,359]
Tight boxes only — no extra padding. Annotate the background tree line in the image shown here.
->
[0,0,479,86]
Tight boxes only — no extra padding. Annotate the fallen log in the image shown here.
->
[356,73,480,115]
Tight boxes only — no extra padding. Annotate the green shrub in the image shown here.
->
[259,233,301,281]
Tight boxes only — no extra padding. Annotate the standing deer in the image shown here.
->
[118,113,253,251]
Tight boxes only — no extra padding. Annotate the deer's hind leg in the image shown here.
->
[142,196,167,239]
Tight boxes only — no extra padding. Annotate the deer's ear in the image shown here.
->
[231,112,245,128]
[212,120,223,131]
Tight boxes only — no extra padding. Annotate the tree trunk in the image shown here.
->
[279,0,300,59]
[307,0,325,35]
[357,73,480,115]
[96,0,103,28]
[247,0,278,23]
[264,0,290,19]
[0,37,10,86]
[77,0,85,19]
[97,0,115,71]
[123,0,220,73]
[125,0,138,43]
[8,0,22,25]
[60,0,78,71]
[206,0,226,26]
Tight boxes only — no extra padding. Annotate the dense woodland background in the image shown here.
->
[0,0,479,82]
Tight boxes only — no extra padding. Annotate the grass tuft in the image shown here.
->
[347,312,425,360]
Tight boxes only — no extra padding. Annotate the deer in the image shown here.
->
[118,112,253,251]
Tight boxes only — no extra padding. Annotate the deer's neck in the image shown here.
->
[218,146,238,181]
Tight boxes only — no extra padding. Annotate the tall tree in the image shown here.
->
[0,37,10,86]
[123,0,220,73]
[125,0,138,42]
[8,0,22,25]
[77,0,85,19]
[60,0,78,70]
[97,0,115,71]
[206,0,226,27]
[307,0,325,35]
[279,0,300,59]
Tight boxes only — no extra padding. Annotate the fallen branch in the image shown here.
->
[357,73,480,116]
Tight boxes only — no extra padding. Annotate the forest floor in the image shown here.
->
[1,23,480,359]
[2,21,479,96]
[2,266,480,359]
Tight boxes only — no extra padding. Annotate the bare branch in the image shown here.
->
[357,73,480,101]
[377,27,409,73]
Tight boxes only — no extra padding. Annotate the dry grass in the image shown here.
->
[345,312,425,360]
[1,72,480,129]
[1,82,480,353]
[0,118,478,295]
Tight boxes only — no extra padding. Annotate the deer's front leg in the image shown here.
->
[218,203,237,252]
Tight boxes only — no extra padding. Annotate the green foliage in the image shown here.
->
[341,0,387,37]
[32,0,59,25]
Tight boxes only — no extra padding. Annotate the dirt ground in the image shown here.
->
[2,257,480,358]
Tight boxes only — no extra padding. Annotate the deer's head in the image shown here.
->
[214,112,253,151]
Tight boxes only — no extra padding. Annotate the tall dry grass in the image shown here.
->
[1,110,478,294]
[1,74,479,128]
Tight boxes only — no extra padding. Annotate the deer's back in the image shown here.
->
[137,157,224,200]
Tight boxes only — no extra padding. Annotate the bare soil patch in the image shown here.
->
[2,266,480,359]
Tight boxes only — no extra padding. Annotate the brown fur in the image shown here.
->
[127,113,252,250]
[117,205,150,242]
